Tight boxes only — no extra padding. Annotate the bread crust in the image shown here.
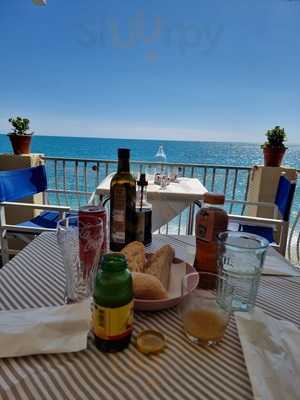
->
[145,244,174,290]
[121,241,145,273]
[132,273,168,300]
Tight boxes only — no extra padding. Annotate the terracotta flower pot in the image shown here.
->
[263,146,286,167]
[8,134,32,155]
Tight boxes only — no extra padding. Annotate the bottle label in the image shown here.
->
[196,210,227,242]
[135,210,145,242]
[111,185,126,243]
[93,301,134,341]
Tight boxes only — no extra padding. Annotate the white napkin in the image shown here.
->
[263,251,300,276]
[235,307,300,400]
[0,300,91,358]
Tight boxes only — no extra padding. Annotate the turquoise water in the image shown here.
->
[0,134,299,221]
[1,134,300,168]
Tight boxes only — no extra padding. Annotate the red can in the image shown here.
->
[79,204,107,278]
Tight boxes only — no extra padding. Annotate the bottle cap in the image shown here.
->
[136,330,166,355]
[137,173,148,187]
[101,253,127,271]
[203,192,225,205]
[118,148,130,159]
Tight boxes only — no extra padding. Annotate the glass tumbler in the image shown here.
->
[169,166,179,182]
[145,164,156,183]
[57,215,104,303]
[179,272,233,346]
[218,232,269,312]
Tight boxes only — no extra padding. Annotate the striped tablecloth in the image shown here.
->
[1,233,300,400]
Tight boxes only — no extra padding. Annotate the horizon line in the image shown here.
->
[1,132,299,146]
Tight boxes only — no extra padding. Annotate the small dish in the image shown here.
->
[134,256,197,311]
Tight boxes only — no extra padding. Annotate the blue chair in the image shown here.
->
[228,175,296,255]
[0,165,70,265]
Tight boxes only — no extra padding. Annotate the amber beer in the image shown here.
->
[183,309,228,345]
[93,253,134,352]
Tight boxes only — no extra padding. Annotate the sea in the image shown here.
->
[0,134,299,221]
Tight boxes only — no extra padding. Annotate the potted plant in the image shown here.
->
[8,117,33,155]
[262,126,287,167]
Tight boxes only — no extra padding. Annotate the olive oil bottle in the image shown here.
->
[110,148,136,251]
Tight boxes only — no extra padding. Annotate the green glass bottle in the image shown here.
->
[93,253,134,352]
[110,148,136,251]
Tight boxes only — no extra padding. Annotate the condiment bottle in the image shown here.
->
[135,173,152,245]
[109,148,136,251]
[194,193,228,275]
[93,253,134,352]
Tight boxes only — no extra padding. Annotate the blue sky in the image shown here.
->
[0,0,300,142]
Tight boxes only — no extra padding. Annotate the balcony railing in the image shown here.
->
[42,156,300,264]
[43,155,252,225]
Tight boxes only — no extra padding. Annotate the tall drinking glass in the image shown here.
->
[218,232,269,312]
[57,215,104,303]
[179,272,233,346]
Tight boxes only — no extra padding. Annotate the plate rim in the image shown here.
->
[134,255,196,305]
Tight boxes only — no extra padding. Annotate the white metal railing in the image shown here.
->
[288,208,300,267]
[42,156,300,263]
[43,156,252,229]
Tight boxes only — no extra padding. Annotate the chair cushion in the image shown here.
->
[15,211,77,231]
[16,211,63,230]
[239,224,274,243]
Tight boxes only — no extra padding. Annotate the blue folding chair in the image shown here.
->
[0,165,70,265]
[228,175,296,255]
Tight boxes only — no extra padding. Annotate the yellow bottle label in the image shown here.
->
[93,301,134,341]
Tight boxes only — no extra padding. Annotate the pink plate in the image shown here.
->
[134,257,197,312]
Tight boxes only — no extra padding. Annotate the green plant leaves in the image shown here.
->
[264,126,287,148]
[8,116,32,135]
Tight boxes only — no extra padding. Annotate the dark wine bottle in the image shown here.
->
[110,148,136,251]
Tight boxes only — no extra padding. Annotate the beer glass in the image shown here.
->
[57,215,104,303]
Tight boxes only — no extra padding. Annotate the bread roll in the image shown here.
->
[145,244,174,290]
[121,241,145,273]
[133,273,168,300]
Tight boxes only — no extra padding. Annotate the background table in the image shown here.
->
[95,174,207,231]
[1,233,300,400]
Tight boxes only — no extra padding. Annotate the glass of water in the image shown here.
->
[217,232,269,312]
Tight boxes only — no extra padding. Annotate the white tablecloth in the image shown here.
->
[95,174,207,231]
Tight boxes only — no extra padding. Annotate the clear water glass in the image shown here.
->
[57,216,104,303]
[160,175,168,189]
[179,272,233,346]
[145,164,156,183]
[169,166,179,182]
[218,232,269,312]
